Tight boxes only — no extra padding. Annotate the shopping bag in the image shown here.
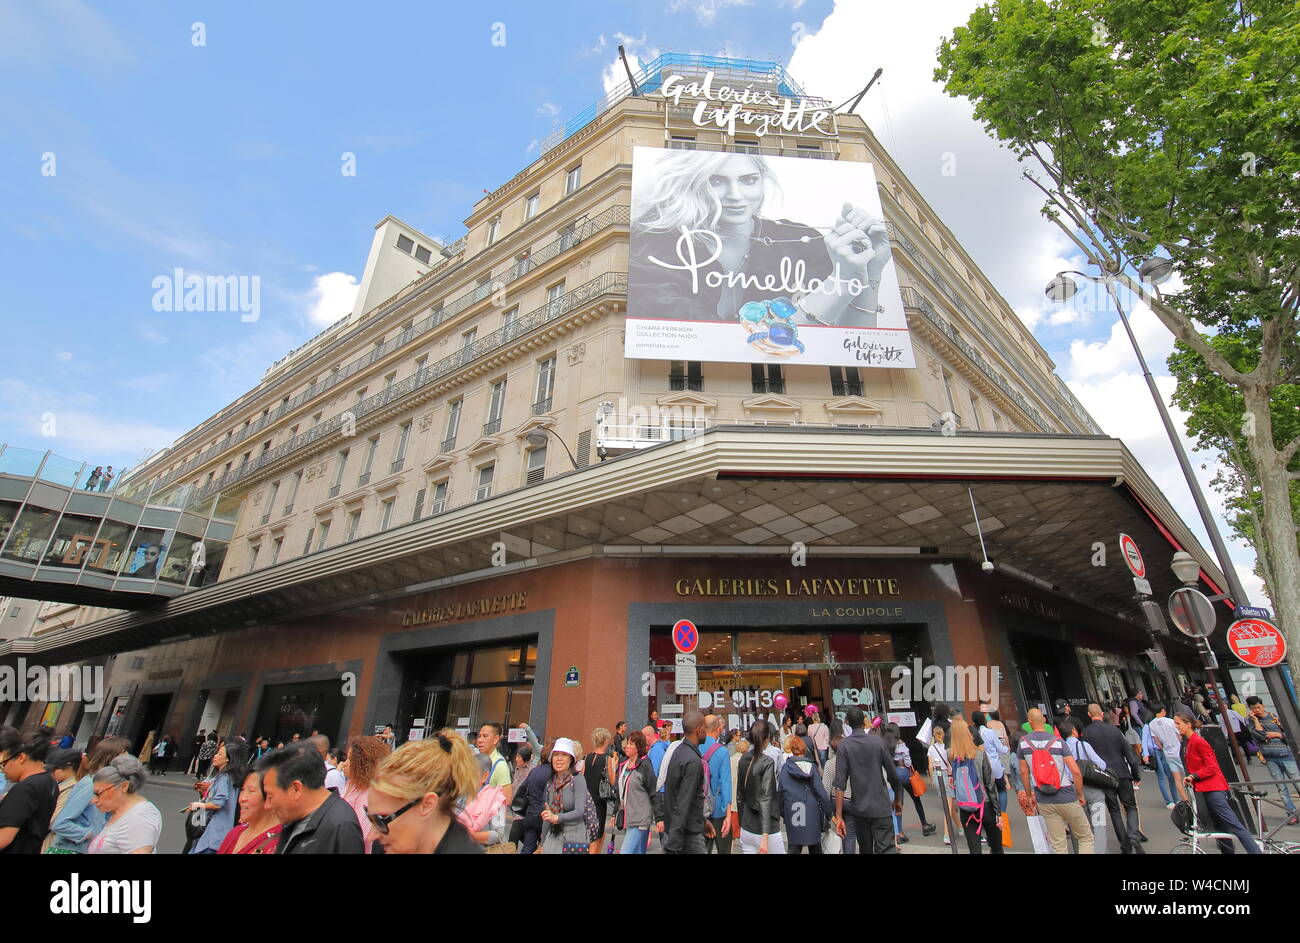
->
[1025,814,1051,854]
[821,827,843,855]
[916,717,934,747]
[999,813,1013,849]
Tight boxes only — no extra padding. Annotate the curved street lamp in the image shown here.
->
[524,427,578,470]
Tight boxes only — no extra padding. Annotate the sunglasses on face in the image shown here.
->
[364,797,421,835]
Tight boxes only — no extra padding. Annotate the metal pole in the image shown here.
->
[1100,275,1269,780]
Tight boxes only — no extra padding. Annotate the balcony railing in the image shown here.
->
[439,437,457,453]
[531,398,553,416]
[667,140,836,160]
[189,271,627,499]
[390,458,405,474]
[899,286,1051,434]
[482,419,501,435]
[137,206,630,498]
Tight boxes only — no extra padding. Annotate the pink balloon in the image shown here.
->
[805,704,819,717]
[773,692,789,711]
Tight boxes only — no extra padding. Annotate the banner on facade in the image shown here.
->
[626,146,915,369]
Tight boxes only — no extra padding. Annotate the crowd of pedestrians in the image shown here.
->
[2,686,1294,855]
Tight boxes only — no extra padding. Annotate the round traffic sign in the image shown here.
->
[1168,587,1216,638]
[672,619,699,654]
[1226,618,1287,668]
[1118,533,1146,579]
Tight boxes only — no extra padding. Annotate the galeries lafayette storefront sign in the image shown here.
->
[658,71,838,138]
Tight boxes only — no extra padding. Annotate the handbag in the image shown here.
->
[821,825,843,854]
[562,841,589,854]
[1071,741,1118,791]
[910,769,928,797]
[999,812,1013,849]
[582,791,601,842]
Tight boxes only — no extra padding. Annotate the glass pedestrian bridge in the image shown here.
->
[0,445,236,608]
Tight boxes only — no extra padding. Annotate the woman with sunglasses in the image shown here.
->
[47,737,128,854]
[87,756,161,854]
[364,730,482,854]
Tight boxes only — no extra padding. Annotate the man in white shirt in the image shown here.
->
[308,735,346,794]
[1145,705,1189,805]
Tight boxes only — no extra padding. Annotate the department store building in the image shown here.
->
[0,56,1234,749]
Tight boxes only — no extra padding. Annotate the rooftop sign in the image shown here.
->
[658,70,838,139]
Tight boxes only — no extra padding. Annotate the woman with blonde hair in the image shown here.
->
[947,717,1002,854]
[366,730,482,854]
[340,734,392,853]
[583,727,616,852]
[628,149,892,327]
[48,736,129,854]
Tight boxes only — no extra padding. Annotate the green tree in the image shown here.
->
[936,0,1300,666]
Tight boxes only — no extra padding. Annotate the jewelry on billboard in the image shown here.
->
[738,296,805,357]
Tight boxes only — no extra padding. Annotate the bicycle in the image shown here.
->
[1169,796,1237,854]
[1229,779,1300,855]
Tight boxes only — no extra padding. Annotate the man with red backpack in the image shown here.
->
[1017,708,1093,853]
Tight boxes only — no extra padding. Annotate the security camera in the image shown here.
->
[981,560,995,573]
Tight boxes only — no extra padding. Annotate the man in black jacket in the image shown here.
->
[833,707,900,854]
[1082,703,1144,854]
[658,710,715,854]
[258,744,364,854]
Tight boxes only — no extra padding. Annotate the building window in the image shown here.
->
[346,509,362,542]
[487,216,501,245]
[285,470,301,514]
[565,165,581,194]
[247,544,260,572]
[525,445,547,486]
[533,356,556,413]
[330,449,349,496]
[396,234,414,254]
[669,361,703,392]
[462,327,477,350]
[829,366,863,397]
[751,364,784,394]
[264,481,280,524]
[475,464,494,502]
[271,536,283,565]
[316,520,331,550]
[359,436,379,485]
[414,354,428,376]
[414,244,432,264]
[484,378,507,434]
[355,388,367,404]
[442,399,462,451]
[429,480,448,515]
[383,372,396,390]
[502,306,518,329]
[524,192,540,219]
[940,368,957,414]
[380,498,395,531]
[545,281,565,313]
[392,422,411,471]
[969,394,983,430]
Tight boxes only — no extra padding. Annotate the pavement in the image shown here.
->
[137,760,1300,856]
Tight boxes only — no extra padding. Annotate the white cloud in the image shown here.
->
[0,377,181,463]
[601,32,659,95]
[537,102,560,117]
[55,351,72,362]
[305,271,360,327]
[1064,296,1175,383]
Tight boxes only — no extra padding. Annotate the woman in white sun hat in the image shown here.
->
[540,737,592,854]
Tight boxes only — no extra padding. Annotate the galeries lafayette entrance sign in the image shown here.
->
[658,71,838,138]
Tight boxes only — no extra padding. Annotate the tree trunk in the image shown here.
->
[1242,386,1300,677]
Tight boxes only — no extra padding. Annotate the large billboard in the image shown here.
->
[626,146,914,369]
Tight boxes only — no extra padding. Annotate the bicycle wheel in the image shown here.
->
[1263,840,1300,854]
[1170,841,1204,854]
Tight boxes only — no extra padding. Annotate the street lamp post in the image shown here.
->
[1047,266,1300,765]
[524,427,578,470]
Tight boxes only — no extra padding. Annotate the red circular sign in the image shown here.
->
[1118,533,1146,579]
[672,619,698,654]
[1227,618,1287,668]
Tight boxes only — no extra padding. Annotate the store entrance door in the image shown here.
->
[406,688,449,744]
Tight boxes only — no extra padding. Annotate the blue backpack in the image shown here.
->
[952,756,986,831]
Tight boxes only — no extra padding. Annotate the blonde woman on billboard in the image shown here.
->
[630,150,892,329]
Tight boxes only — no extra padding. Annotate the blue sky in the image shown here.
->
[0,0,1267,599]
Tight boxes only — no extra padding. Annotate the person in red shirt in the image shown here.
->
[1174,711,1261,854]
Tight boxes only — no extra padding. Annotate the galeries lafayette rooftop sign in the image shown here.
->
[658,71,838,139]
